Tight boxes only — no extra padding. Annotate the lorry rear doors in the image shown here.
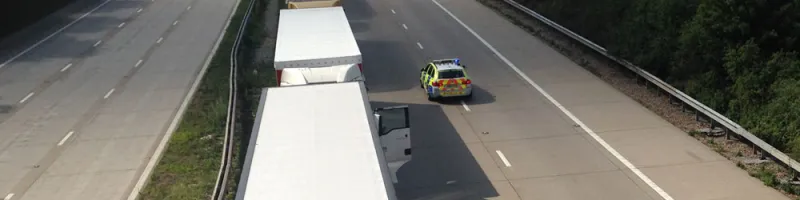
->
[373,105,412,183]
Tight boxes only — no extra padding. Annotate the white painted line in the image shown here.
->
[416,42,424,49]
[104,88,115,99]
[402,24,408,30]
[460,100,471,112]
[391,9,396,14]
[127,0,243,197]
[134,59,143,68]
[4,193,14,200]
[57,131,75,146]
[173,21,179,25]
[187,6,191,10]
[93,40,102,47]
[156,37,163,44]
[137,8,143,13]
[431,1,674,199]
[495,150,512,167]
[118,22,126,28]
[19,92,34,104]
[60,63,73,72]
[0,0,112,70]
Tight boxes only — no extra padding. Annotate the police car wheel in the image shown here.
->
[465,92,473,99]
[427,94,436,101]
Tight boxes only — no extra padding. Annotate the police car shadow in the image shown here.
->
[433,85,496,106]
[370,101,500,200]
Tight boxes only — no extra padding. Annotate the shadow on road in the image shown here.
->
[359,39,421,93]
[371,101,500,200]
[0,0,144,65]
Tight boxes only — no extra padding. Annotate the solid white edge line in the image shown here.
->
[156,37,163,44]
[93,40,102,47]
[402,24,408,30]
[3,193,13,200]
[118,22,126,28]
[495,150,511,167]
[134,59,143,68]
[126,0,243,198]
[430,0,674,199]
[57,131,75,146]
[61,63,73,72]
[19,92,34,104]
[416,42,424,49]
[0,0,112,70]
[103,88,115,99]
[460,100,471,112]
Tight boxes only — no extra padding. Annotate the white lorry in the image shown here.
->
[273,6,365,87]
[236,81,412,200]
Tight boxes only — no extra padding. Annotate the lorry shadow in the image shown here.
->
[358,40,421,93]
[342,0,375,21]
[371,101,500,200]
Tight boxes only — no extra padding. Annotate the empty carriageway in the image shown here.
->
[0,0,237,199]
[342,0,791,199]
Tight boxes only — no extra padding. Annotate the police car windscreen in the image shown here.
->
[439,70,465,79]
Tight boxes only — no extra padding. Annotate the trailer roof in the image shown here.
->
[274,7,362,69]
[237,82,393,200]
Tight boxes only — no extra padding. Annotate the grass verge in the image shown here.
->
[136,0,256,198]
[474,0,800,198]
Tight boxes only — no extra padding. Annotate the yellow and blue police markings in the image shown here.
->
[419,58,473,101]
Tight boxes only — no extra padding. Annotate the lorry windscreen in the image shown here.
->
[438,70,464,79]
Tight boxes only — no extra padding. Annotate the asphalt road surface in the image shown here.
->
[0,0,236,199]
[348,0,791,199]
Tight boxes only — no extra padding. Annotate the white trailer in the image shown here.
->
[236,81,412,200]
[274,7,364,86]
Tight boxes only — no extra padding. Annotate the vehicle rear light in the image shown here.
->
[275,69,283,85]
[464,79,472,84]
[358,63,363,72]
[432,81,441,87]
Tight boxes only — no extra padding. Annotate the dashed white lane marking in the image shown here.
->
[430,0,674,199]
[57,131,75,146]
[19,92,34,104]
[391,9,396,14]
[4,193,14,200]
[173,21,179,25]
[460,100,471,112]
[416,42,424,49]
[134,59,143,68]
[0,0,111,70]
[118,22,126,28]
[156,37,163,44]
[187,6,191,10]
[137,8,143,13]
[402,24,408,30]
[61,63,73,72]
[495,150,512,167]
[104,88,115,99]
[93,40,102,47]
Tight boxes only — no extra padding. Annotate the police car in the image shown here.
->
[419,58,473,101]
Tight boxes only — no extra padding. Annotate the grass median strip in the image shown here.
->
[137,0,255,198]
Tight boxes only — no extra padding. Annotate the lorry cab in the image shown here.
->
[373,105,412,183]
[279,63,364,86]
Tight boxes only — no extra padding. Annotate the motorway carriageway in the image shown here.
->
[0,0,236,199]
[346,0,791,199]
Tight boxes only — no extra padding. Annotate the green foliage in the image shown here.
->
[515,0,800,160]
